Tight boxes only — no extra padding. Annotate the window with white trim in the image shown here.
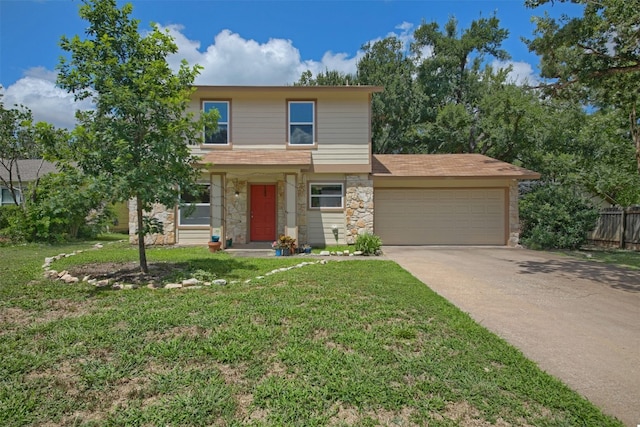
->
[1,188,21,206]
[288,101,315,145]
[309,183,343,209]
[203,101,229,144]
[179,184,210,226]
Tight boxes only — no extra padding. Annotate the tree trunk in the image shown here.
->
[136,196,149,274]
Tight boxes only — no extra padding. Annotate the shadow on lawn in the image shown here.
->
[72,256,261,291]
[515,257,640,293]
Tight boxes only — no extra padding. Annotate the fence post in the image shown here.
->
[620,207,627,249]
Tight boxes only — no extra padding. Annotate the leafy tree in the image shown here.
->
[525,0,640,175]
[297,69,356,86]
[412,15,510,107]
[3,167,112,242]
[0,99,43,207]
[520,184,599,250]
[357,37,424,153]
[57,0,216,273]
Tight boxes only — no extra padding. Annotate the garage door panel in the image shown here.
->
[374,188,505,245]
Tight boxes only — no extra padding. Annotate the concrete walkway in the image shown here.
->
[384,246,640,427]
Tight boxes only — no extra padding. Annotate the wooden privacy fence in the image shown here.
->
[588,206,640,250]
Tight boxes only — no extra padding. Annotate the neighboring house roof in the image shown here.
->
[372,154,540,179]
[0,159,59,183]
[200,150,312,167]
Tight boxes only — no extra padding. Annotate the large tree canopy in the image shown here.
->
[57,0,216,273]
[525,0,640,175]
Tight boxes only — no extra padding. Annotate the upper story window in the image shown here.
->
[203,101,229,144]
[288,101,315,145]
[1,187,21,206]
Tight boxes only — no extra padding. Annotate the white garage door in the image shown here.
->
[374,188,506,245]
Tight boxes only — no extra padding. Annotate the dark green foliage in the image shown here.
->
[354,232,382,255]
[0,169,112,242]
[520,184,599,250]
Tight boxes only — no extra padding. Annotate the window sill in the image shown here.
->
[287,142,318,150]
[200,143,233,150]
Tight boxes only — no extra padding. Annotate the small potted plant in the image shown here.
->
[274,234,296,256]
[302,244,312,254]
[272,240,284,256]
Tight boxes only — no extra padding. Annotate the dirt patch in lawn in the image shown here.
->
[68,261,185,285]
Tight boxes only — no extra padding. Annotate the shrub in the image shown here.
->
[354,232,382,255]
[520,184,599,250]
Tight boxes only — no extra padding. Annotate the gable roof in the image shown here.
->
[0,159,59,183]
[372,154,540,179]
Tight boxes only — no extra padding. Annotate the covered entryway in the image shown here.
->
[374,188,506,245]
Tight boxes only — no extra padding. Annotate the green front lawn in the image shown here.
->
[562,248,640,270]
[0,241,623,426]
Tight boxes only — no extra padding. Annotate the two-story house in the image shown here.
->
[130,85,539,247]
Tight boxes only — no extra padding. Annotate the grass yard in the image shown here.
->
[0,240,624,426]
[562,248,640,270]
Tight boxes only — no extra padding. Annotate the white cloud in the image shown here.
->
[163,26,361,85]
[0,67,88,129]
[491,60,539,86]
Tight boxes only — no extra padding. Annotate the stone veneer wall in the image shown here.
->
[296,173,308,245]
[508,180,520,247]
[345,175,374,244]
[225,179,247,244]
[128,199,176,245]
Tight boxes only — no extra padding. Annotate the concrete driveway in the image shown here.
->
[383,246,640,427]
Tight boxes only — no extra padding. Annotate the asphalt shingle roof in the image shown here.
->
[0,159,59,183]
[372,154,540,179]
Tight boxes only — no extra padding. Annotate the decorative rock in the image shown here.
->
[147,283,157,289]
[182,278,200,286]
[354,251,363,256]
[343,250,350,255]
[320,260,328,265]
[330,251,336,256]
[57,270,68,278]
[183,285,203,290]
[94,244,103,249]
[82,276,91,282]
[96,279,110,287]
[164,283,182,289]
[112,283,123,290]
[44,270,58,279]
[61,274,79,283]
[88,279,98,285]
[44,257,55,265]
[319,251,331,256]
[203,282,212,286]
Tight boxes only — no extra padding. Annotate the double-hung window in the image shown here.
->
[179,184,210,226]
[203,101,229,144]
[309,183,343,209]
[1,187,21,206]
[288,101,315,145]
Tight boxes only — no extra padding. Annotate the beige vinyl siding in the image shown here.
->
[374,188,506,245]
[307,211,345,246]
[190,89,372,162]
[313,97,370,165]
[176,228,210,245]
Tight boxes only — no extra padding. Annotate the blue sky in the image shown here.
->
[0,0,581,128]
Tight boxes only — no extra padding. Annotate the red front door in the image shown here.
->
[250,184,276,241]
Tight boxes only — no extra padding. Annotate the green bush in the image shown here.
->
[520,184,599,250]
[354,232,382,255]
[0,170,113,243]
